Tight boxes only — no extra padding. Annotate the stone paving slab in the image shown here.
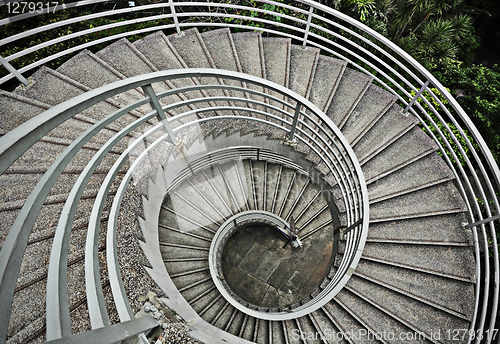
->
[222,224,334,308]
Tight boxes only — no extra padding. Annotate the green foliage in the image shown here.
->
[434,63,500,163]
[414,87,477,166]
[476,194,500,258]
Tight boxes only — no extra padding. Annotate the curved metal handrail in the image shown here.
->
[0,69,368,344]
[1,0,498,341]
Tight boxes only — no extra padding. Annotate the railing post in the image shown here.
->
[142,84,177,144]
[0,55,30,86]
[402,80,430,115]
[302,6,314,48]
[286,101,302,143]
[168,0,183,37]
[465,214,500,229]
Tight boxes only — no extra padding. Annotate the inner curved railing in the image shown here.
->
[1,1,499,342]
[0,69,368,343]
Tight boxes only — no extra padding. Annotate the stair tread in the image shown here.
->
[232,31,266,81]
[262,36,291,114]
[351,241,476,281]
[166,28,216,72]
[11,66,134,129]
[95,38,180,108]
[341,84,397,145]
[361,126,439,183]
[307,310,349,344]
[231,31,269,135]
[96,38,157,78]
[335,288,427,342]
[367,213,473,244]
[289,45,320,100]
[133,30,208,105]
[167,28,232,128]
[308,55,346,113]
[367,153,455,203]
[353,259,475,318]
[200,28,249,136]
[13,66,84,106]
[354,103,419,164]
[346,275,471,343]
[56,49,149,113]
[0,170,105,205]
[322,301,375,343]
[369,180,467,221]
[326,67,373,128]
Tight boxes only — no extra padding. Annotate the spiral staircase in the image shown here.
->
[0,2,499,344]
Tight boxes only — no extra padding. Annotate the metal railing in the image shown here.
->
[0,0,499,342]
[0,69,368,343]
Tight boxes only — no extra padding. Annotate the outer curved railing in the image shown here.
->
[0,69,368,343]
[1,1,499,342]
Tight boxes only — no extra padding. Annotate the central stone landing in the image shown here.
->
[221,223,334,308]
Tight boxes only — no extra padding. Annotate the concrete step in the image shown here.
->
[262,37,291,110]
[232,31,267,97]
[56,49,150,115]
[166,28,234,123]
[336,288,422,343]
[0,168,106,206]
[133,31,200,92]
[0,90,49,133]
[95,37,192,117]
[0,145,119,224]
[2,196,100,279]
[339,241,475,282]
[210,302,233,328]
[326,67,373,129]
[0,88,129,144]
[353,259,475,320]
[295,316,322,344]
[308,309,350,344]
[287,183,327,228]
[367,153,455,204]
[281,173,314,221]
[286,45,319,157]
[216,162,249,214]
[240,315,258,342]
[159,196,216,245]
[345,275,471,344]
[201,296,228,324]
[231,31,271,136]
[288,45,320,100]
[249,160,266,211]
[254,319,271,344]
[177,276,214,303]
[366,213,472,244]
[263,162,281,213]
[341,84,397,146]
[201,28,247,102]
[308,55,347,113]
[369,181,467,222]
[270,321,287,344]
[322,301,377,344]
[361,126,439,184]
[273,167,299,218]
[353,104,419,164]
[13,66,141,127]
[133,30,217,124]
[186,168,234,220]
[283,319,302,344]
[227,311,246,338]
